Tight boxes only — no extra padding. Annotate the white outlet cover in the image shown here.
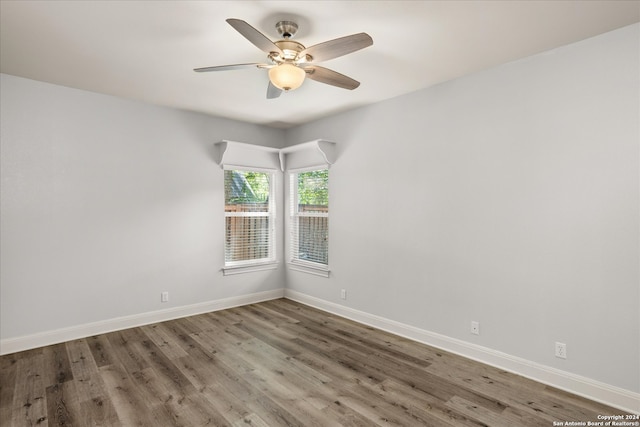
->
[555,342,567,359]
[471,321,480,335]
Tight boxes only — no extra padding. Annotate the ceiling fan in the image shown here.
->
[194,19,373,99]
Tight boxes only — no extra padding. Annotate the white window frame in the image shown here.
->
[289,166,330,277]
[223,166,277,275]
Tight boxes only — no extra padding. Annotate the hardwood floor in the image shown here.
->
[0,298,630,426]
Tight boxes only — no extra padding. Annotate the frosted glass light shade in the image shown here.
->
[268,63,305,91]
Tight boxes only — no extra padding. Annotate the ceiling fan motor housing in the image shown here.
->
[273,40,305,61]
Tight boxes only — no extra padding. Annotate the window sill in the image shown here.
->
[222,262,278,276]
[288,262,330,278]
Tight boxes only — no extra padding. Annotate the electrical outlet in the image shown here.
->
[161,291,169,303]
[340,289,347,300]
[471,321,480,335]
[555,342,567,359]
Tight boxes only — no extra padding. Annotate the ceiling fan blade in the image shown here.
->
[300,33,372,63]
[226,18,283,55]
[303,65,360,90]
[267,81,282,99]
[194,63,265,72]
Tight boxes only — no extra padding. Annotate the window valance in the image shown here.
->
[215,139,336,171]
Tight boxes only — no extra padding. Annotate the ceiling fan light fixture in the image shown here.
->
[196,19,373,98]
[268,63,305,91]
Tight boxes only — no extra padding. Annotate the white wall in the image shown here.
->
[285,24,639,394]
[0,74,286,342]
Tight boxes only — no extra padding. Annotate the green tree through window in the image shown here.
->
[298,169,328,206]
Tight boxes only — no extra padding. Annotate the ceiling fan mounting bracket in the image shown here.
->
[275,21,298,39]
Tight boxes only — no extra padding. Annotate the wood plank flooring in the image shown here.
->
[0,298,631,426]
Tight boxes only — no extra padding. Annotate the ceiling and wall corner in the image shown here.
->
[1,1,638,128]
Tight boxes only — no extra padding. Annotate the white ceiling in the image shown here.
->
[1,1,638,128]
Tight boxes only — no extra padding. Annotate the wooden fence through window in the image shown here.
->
[297,204,329,265]
[225,203,328,264]
[225,203,270,262]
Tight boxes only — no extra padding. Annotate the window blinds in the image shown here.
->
[290,169,329,266]
[224,170,275,265]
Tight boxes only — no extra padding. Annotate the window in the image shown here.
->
[224,169,276,271]
[289,168,329,274]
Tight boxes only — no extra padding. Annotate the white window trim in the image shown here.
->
[288,259,330,277]
[215,140,337,277]
[288,166,330,277]
[222,164,278,174]
[222,261,278,276]
[223,166,277,274]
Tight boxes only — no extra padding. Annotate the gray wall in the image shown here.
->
[0,74,286,340]
[1,23,638,395]
[285,24,639,392]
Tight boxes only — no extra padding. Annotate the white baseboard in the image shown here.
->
[284,289,640,413]
[0,288,285,356]
[2,288,637,412]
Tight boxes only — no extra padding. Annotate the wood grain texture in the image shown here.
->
[0,298,630,426]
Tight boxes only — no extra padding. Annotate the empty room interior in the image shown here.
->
[1,1,639,425]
